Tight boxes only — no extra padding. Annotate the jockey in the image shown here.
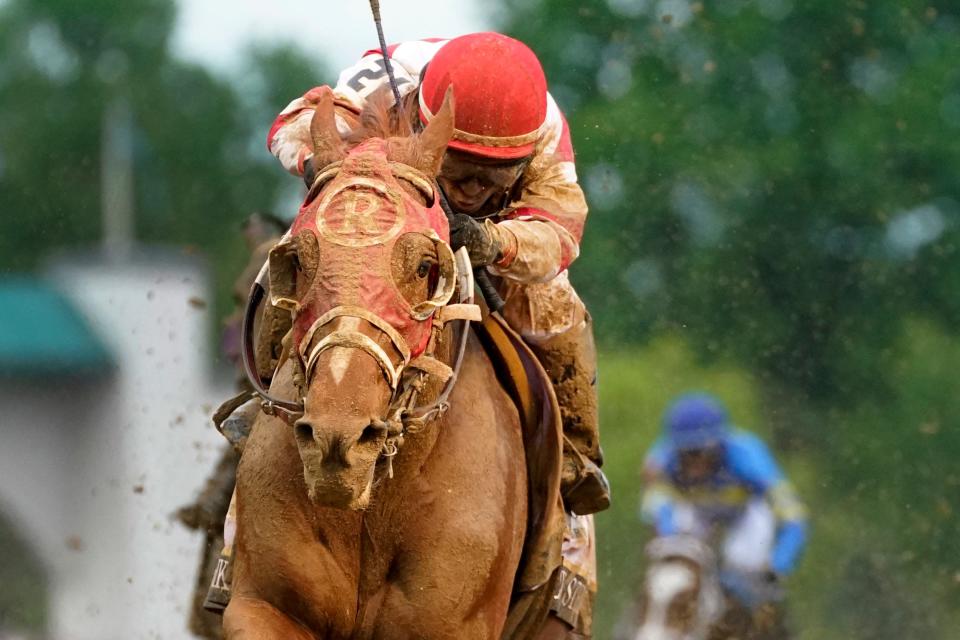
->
[640,392,808,603]
[265,32,609,515]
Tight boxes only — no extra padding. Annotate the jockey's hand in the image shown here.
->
[303,155,317,189]
[449,213,504,267]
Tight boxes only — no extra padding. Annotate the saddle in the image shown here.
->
[473,309,569,638]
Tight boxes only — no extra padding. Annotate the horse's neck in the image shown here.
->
[353,329,518,603]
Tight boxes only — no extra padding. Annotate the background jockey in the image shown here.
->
[639,392,808,606]
[264,31,610,515]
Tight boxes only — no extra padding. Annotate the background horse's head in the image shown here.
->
[633,535,724,640]
[268,86,456,509]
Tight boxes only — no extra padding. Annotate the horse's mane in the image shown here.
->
[345,89,427,171]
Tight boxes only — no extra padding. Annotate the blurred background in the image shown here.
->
[1,0,958,638]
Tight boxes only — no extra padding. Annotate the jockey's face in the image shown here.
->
[678,447,721,483]
[438,149,528,217]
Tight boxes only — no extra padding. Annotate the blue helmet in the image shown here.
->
[663,392,729,450]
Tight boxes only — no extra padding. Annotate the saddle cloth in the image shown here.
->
[473,311,596,638]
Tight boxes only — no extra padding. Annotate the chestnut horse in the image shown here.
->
[222,88,534,638]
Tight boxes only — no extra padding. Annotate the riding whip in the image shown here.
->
[368,0,403,108]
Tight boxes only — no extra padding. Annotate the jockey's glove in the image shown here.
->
[449,213,505,267]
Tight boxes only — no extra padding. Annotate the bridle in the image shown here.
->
[240,161,481,478]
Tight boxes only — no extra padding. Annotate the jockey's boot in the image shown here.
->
[528,315,611,515]
[213,394,261,454]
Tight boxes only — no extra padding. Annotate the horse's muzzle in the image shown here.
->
[293,416,387,509]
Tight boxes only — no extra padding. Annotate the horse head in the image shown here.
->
[633,535,724,640]
[261,86,463,510]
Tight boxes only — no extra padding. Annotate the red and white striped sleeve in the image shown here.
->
[266,39,448,176]
[266,86,355,176]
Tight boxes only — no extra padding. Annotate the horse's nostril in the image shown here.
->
[294,421,315,444]
[358,422,387,446]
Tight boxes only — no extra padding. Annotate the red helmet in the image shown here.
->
[419,32,548,160]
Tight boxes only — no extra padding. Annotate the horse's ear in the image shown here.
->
[310,87,346,168]
[417,87,454,176]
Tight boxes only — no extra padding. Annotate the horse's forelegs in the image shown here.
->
[223,596,315,640]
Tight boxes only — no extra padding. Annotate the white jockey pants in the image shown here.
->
[671,499,776,572]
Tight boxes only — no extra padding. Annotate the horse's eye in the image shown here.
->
[416,260,433,279]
